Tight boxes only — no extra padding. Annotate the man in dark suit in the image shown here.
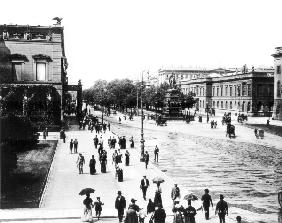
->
[144,151,149,169]
[115,191,126,222]
[140,175,150,200]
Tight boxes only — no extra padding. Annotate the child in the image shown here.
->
[94,197,104,220]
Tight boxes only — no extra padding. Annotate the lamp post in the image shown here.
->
[206,102,209,123]
[23,94,28,116]
[0,95,3,117]
[140,72,145,162]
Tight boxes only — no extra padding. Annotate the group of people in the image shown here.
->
[70,138,79,154]
[210,120,217,129]
[82,193,104,222]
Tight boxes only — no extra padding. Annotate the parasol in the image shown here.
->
[152,177,165,184]
[79,188,95,196]
[183,193,198,201]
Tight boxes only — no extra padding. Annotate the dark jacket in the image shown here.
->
[140,179,150,188]
[115,196,126,210]
[154,208,166,223]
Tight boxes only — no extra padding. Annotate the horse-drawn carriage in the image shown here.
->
[222,115,231,125]
[237,113,248,123]
[226,123,235,138]
[156,115,167,126]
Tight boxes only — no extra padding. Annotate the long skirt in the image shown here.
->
[90,165,96,175]
[81,207,93,222]
[101,161,106,173]
[154,192,162,208]
[125,156,129,166]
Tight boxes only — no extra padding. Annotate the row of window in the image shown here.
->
[212,83,251,97]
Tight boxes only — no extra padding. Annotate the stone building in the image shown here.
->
[272,47,282,120]
[0,23,82,122]
[159,67,274,116]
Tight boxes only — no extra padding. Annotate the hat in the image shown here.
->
[96,197,100,199]
[204,189,209,193]
[131,198,137,203]
[220,194,224,199]
[174,183,178,186]
[143,175,146,177]
[117,191,122,195]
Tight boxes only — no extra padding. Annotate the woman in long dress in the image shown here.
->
[154,182,163,208]
[89,155,96,175]
[100,152,107,173]
[82,193,94,222]
[125,150,130,166]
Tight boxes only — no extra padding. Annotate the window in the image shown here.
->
[213,101,215,107]
[234,85,237,96]
[277,81,281,97]
[225,101,228,109]
[221,101,223,108]
[217,87,219,96]
[277,65,281,74]
[217,101,219,108]
[247,102,251,112]
[237,85,241,96]
[220,86,223,96]
[36,62,46,81]
[230,101,232,109]
[225,86,228,96]
[247,84,251,96]
[230,86,232,96]
[12,63,23,81]
[242,82,247,96]
[212,87,215,96]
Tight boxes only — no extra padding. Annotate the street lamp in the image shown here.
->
[23,94,28,116]
[140,72,145,162]
[206,102,209,123]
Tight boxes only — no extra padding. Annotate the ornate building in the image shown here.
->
[159,67,274,116]
[272,47,282,120]
[0,23,82,123]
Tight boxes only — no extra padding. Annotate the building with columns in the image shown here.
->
[159,67,274,116]
[272,47,282,120]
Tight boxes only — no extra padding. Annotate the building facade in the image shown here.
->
[272,47,282,120]
[159,68,274,116]
[0,23,81,122]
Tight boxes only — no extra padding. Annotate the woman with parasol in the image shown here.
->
[152,177,164,208]
[79,188,95,222]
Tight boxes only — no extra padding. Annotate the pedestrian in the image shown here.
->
[154,183,162,208]
[139,208,147,223]
[81,193,94,222]
[144,151,149,169]
[94,197,104,220]
[74,139,78,153]
[201,188,213,220]
[76,153,85,174]
[98,143,103,156]
[140,175,150,200]
[183,200,197,223]
[215,194,228,223]
[89,155,96,175]
[100,151,107,173]
[119,117,121,124]
[267,119,270,126]
[130,136,134,148]
[115,191,127,223]
[93,135,98,149]
[129,198,140,212]
[171,184,181,204]
[173,204,184,223]
[147,199,155,214]
[112,137,117,149]
[236,216,242,223]
[69,139,73,154]
[254,128,258,138]
[107,122,111,131]
[45,127,48,136]
[43,129,46,139]
[125,150,130,166]
[124,203,138,223]
[152,203,166,223]
[154,145,159,162]
[61,129,66,143]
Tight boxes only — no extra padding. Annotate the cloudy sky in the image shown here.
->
[1,0,281,88]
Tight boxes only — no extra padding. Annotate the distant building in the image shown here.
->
[159,67,274,116]
[0,23,82,122]
[272,47,282,120]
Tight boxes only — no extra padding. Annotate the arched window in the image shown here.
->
[221,101,223,108]
[277,81,281,97]
[238,102,241,110]
[217,101,219,108]
[230,101,232,109]
[213,101,215,107]
[242,101,245,112]
[199,100,202,108]
[225,101,228,109]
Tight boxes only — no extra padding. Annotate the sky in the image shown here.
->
[1,0,281,88]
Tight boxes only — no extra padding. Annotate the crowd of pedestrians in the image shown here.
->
[61,109,241,223]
